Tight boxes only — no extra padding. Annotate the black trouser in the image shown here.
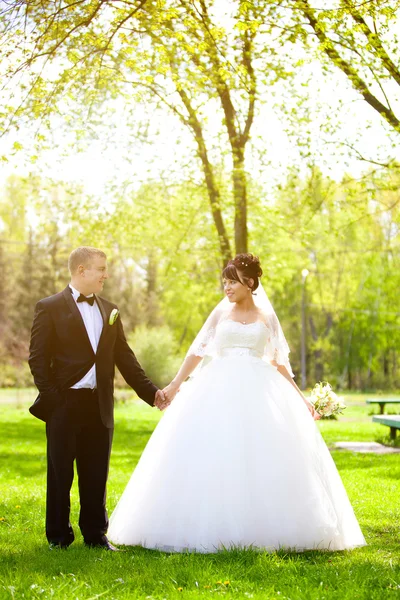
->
[45,388,113,546]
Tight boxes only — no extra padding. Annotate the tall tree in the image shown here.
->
[0,0,295,261]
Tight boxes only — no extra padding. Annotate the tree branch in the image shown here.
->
[345,0,400,87]
[240,28,256,147]
[197,0,240,146]
[300,0,400,133]
[12,0,107,76]
[321,138,396,167]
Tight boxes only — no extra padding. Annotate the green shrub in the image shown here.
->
[0,362,33,388]
[127,325,183,389]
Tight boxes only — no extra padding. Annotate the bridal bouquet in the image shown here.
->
[309,382,346,419]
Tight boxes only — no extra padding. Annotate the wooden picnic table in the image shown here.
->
[372,415,400,440]
[366,398,400,414]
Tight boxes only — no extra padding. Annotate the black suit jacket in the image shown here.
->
[28,286,158,427]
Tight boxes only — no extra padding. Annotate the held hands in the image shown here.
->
[154,389,170,411]
[154,381,180,411]
[154,355,199,411]
[162,381,180,405]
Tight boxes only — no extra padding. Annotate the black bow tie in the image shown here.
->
[77,293,95,306]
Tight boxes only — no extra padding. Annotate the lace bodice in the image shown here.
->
[214,320,269,359]
[187,305,293,376]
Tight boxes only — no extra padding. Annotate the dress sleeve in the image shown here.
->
[186,306,225,358]
[264,313,294,377]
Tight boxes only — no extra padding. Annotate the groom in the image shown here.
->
[28,246,168,550]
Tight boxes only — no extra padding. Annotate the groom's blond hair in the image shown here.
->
[68,246,107,274]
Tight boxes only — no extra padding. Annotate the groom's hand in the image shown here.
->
[154,389,170,411]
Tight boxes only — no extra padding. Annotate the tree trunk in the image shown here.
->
[233,148,248,254]
[146,251,159,326]
[176,87,232,265]
[200,156,232,265]
[347,364,352,389]
[309,313,333,383]
[0,241,6,323]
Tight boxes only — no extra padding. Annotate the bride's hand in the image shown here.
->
[163,380,180,404]
[306,400,321,420]
[301,396,320,420]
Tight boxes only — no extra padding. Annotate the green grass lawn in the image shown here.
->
[0,391,399,600]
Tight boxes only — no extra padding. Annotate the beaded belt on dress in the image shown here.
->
[219,347,263,358]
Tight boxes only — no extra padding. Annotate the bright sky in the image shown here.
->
[0,4,399,203]
[1,79,397,199]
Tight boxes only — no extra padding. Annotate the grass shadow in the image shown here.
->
[0,452,46,478]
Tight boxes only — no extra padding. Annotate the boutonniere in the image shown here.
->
[109,308,120,326]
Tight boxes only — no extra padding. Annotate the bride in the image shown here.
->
[108,253,366,553]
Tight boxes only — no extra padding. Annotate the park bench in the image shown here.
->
[372,415,400,440]
[366,398,400,414]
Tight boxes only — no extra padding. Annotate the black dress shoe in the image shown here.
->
[85,540,119,551]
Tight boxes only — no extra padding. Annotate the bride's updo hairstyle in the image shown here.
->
[222,253,263,292]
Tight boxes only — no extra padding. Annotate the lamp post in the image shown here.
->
[301,269,309,391]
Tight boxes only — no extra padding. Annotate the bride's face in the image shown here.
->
[223,270,249,303]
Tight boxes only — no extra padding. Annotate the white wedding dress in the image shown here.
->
[108,320,366,553]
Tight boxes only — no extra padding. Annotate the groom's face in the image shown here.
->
[81,256,109,294]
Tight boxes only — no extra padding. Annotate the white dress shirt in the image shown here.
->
[69,284,103,389]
